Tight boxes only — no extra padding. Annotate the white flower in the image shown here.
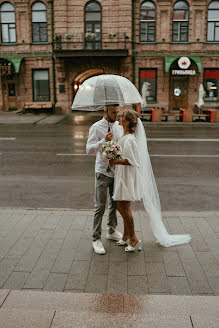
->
[101,141,122,161]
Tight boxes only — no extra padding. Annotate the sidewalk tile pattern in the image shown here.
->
[0,309,54,328]
[0,209,219,295]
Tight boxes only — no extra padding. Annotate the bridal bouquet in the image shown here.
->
[101,141,122,172]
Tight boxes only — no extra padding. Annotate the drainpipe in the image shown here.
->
[132,0,136,86]
[49,0,56,113]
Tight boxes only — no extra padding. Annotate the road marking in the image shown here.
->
[0,137,16,141]
[150,154,219,158]
[57,153,219,158]
[147,138,219,142]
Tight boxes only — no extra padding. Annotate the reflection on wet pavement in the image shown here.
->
[62,113,103,126]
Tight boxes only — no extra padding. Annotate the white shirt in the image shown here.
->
[86,117,123,177]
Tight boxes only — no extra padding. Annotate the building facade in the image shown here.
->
[0,0,219,113]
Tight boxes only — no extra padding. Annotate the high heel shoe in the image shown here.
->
[125,240,142,252]
[116,239,128,246]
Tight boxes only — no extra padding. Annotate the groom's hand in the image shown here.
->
[109,159,117,165]
[105,132,113,141]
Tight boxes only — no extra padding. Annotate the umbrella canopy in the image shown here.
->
[196,84,205,108]
[72,74,143,111]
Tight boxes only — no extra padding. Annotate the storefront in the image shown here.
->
[138,55,219,113]
[166,56,200,111]
[0,55,54,112]
[0,57,23,111]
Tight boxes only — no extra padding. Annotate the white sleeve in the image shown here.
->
[123,138,140,167]
[86,125,105,155]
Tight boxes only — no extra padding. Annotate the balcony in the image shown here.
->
[54,33,129,57]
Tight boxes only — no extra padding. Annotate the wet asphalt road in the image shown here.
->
[0,115,219,211]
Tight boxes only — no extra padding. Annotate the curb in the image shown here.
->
[0,112,219,126]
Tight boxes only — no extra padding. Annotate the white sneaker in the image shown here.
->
[92,239,105,255]
[106,230,123,241]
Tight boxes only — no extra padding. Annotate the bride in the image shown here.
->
[109,109,191,251]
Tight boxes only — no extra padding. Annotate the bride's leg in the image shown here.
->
[117,201,129,241]
[118,201,139,246]
[126,202,139,246]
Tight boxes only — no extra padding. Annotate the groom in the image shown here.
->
[86,105,123,254]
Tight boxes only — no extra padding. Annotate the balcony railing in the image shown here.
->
[54,33,130,52]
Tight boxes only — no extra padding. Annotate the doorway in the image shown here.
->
[169,75,188,111]
[2,79,20,110]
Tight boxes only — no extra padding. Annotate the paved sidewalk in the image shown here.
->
[0,112,66,125]
[0,208,219,295]
[0,289,219,327]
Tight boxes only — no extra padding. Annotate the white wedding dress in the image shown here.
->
[113,134,141,202]
[113,119,191,247]
[135,118,191,247]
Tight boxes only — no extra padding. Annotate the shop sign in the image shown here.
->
[172,56,196,75]
[0,64,12,75]
[172,70,196,75]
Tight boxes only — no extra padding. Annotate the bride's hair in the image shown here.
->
[122,109,139,133]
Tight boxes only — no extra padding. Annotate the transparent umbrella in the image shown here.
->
[72,74,143,111]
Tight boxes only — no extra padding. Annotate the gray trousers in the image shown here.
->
[93,172,117,241]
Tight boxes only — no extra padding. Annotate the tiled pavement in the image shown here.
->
[0,289,219,327]
[0,208,219,295]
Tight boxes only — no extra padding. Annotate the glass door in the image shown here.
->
[169,75,188,111]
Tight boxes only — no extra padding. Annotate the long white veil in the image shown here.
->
[135,118,191,247]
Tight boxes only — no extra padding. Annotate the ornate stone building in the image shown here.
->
[0,0,219,113]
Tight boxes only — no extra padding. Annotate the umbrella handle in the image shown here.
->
[107,105,110,132]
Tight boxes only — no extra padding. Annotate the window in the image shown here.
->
[207,1,219,42]
[0,2,16,43]
[204,69,219,102]
[32,1,47,43]
[85,1,101,50]
[172,1,189,42]
[140,1,156,42]
[139,69,157,103]
[33,70,50,101]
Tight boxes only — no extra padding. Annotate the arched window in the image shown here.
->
[207,1,219,42]
[140,1,156,42]
[32,1,47,43]
[0,2,16,43]
[172,1,189,42]
[85,1,101,50]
